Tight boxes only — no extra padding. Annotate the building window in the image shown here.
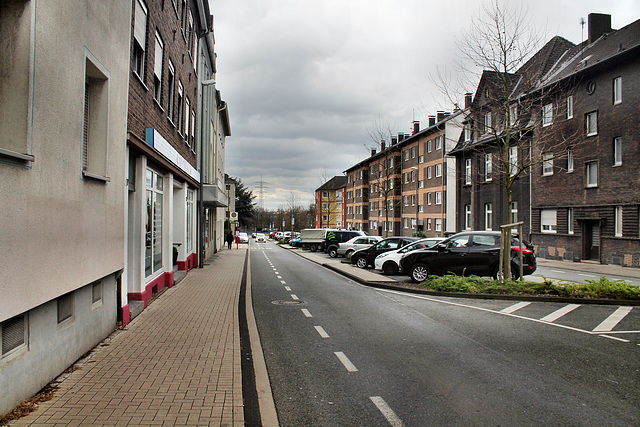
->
[435,136,442,151]
[411,194,415,206]
[465,159,472,185]
[542,103,553,126]
[615,206,623,237]
[484,154,492,181]
[177,81,184,133]
[418,155,424,164]
[404,218,409,229]
[464,124,471,141]
[322,215,329,222]
[427,193,432,205]
[613,77,622,105]
[57,292,74,324]
[566,96,573,119]
[613,137,622,166]
[187,189,194,252]
[92,281,103,305]
[167,61,175,121]
[427,218,432,230]
[418,180,424,189]
[484,203,492,231]
[435,192,442,205]
[322,203,329,210]
[567,208,574,234]
[184,97,191,143]
[388,221,393,232]
[427,166,432,180]
[511,202,518,225]
[509,104,518,125]
[541,209,557,233]
[435,164,442,178]
[567,150,574,172]
[484,111,492,133]
[465,205,471,230]
[585,111,598,136]
[418,205,423,213]
[404,196,409,207]
[586,161,598,188]
[153,31,164,102]
[435,218,442,232]
[404,150,410,161]
[133,0,148,79]
[427,140,432,153]
[1,314,28,357]
[509,146,518,177]
[145,168,164,277]
[191,109,196,148]
[542,153,553,176]
[411,147,416,158]
[82,55,110,181]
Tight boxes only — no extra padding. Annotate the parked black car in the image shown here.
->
[399,231,536,282]
[351,237,419,269]
[323,230,367,257]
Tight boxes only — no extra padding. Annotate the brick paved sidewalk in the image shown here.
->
[13,248,247,426]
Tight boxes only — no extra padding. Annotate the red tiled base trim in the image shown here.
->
[121,304,131,326]
[127,271,175,307]
[177,253,198,271]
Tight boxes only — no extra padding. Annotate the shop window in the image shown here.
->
[145,169,164,277]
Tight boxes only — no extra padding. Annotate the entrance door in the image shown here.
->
[582,221,600,261]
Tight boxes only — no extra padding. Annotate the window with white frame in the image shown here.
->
[541,209,557,233]
[613,137,622,166]
[404,150,410,161]
[418,205,423,213]
[404,218,409,229]
[567,150,574,172]
[509,104,518,125]
[427,193,432,205]
[586,161,598,187]
[427,140,432,153]
[435,191,442,205]
[567,208,574,234]
[465,205,471,230]
[153,31,163,102]
[177,81,184,133]
[322,203,329,210]
[542,153,553,176]
[484,111,492,133]
[388,221,393,232]
[484,154,492,181]
[145,168,164,277]
[167,60,175,120]
[427,166,432,179]
[615,206,623,237]
[484,203,492,230]
[464,124,471,141]
[411,194,415,206]
[1,314,28,357]
[404,196,408,206]
[322,215,329,222]
[411,147,416,158]
[322,191,329,198]
[411,170,416,182]
[435,218,442,232]
[435,164,442,178]
[613,77,622,105]
[586,111,598,136]
[404,173,409,184]
[511,202,518,225]
[427,218,432,230]
[509,146,518,176]
[184,97,191,143]
[566,95,573,119]
[133,0,148,79]
[411,218,416,229]
[418,155,424,164]
[435,136,442,151]
[465,159,472,184]
[418,180,424,188]
[542,103,553,126]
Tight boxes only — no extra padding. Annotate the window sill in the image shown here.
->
[133,72,150,91]
[586,185,598,189]
[0,147,35,163]
[153,98,165,112]
[167,117,177,128]
[613,163,622,168]
[586,132,598,137]
[542,173,553,177]
[83,170,111,183]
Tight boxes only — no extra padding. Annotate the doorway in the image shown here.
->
[582,220,600,261]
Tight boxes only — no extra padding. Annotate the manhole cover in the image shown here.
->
[271,300,307,305]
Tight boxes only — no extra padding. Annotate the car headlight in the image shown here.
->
[376,252,390,259]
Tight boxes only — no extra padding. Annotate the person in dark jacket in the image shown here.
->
[226,231,234,249]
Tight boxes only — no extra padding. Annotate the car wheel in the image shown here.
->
[310,245,317,252]
[382,262,398,275]
[410,263,430,283]
[328,247,338,258]
[355,256,368,269]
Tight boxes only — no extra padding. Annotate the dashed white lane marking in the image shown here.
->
[370,396,404,427]
[540,304,581,323]
[593,307,633,332]
[550,270,565,274]
[301,309,312,318]
[277,275,282,279]
[314,326,330,338]
[500,301,531,314]
[579,273,596,278]
[280,280,286,285]
[291,294,299,300]
[334,352,358,372]
[284,286,292,291]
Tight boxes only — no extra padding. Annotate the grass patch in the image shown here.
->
[417,275,640,300]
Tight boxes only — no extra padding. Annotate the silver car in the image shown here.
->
[336,236,383,257]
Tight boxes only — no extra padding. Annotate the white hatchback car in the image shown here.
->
[374,237,442,275]
[256,233,266,242]
[238,232,249,243]
[336,236,383,257]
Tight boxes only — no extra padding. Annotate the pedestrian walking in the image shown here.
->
[226,231,234,249]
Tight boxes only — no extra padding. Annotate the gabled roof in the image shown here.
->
[316,176,347,192]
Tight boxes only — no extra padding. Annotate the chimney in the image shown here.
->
[381,140,386,150]
[391,136,397,145]
[413,121,420,134]
[588,13,612,44]
[437,111,445,122]
[428,116,436,126]
[398,133,405,142]
[371,149,376,156]
[464,93,472,108]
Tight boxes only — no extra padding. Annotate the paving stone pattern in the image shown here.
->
[13,249,247,426]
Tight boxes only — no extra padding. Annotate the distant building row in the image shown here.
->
[317,13,639,269]
[1,0,230,413]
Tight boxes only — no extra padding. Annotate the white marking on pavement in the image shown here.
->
[550,270,565,274]
[284,286,291,291]
[314,326,330,338]
[301,309,312,318]
[290,294,298,300]
[599,334,630,343]
[280,280,287,285]
[370,396,404,427]
[334,352,358,372]
[593,307,633,332]
[277,275,282,279]
[500,301,531,314]
[540,304,581,323]
[579,273,596,278]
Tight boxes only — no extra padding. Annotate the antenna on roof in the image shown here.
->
[579,17,586,43]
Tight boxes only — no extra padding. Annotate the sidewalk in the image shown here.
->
[12,248,247,426]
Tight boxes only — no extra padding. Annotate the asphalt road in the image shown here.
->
[534,264,640,286]
[250,240,640,426]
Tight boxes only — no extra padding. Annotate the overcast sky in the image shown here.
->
[209,0,639,210]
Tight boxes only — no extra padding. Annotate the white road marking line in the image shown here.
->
[593,307,633,332]
[599,334,630,343]
[550,269,565,273]
[500,301,531,314]
[370,396,404,427]
[280,280,287,285]
[314,326,330,338]
[301,309,312,317]
[579,273,596,277]
[277,275,282,279]
[334,352,358,372]
[290,294,298,300]
[284,286,292,291]
[540,304,581,323]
